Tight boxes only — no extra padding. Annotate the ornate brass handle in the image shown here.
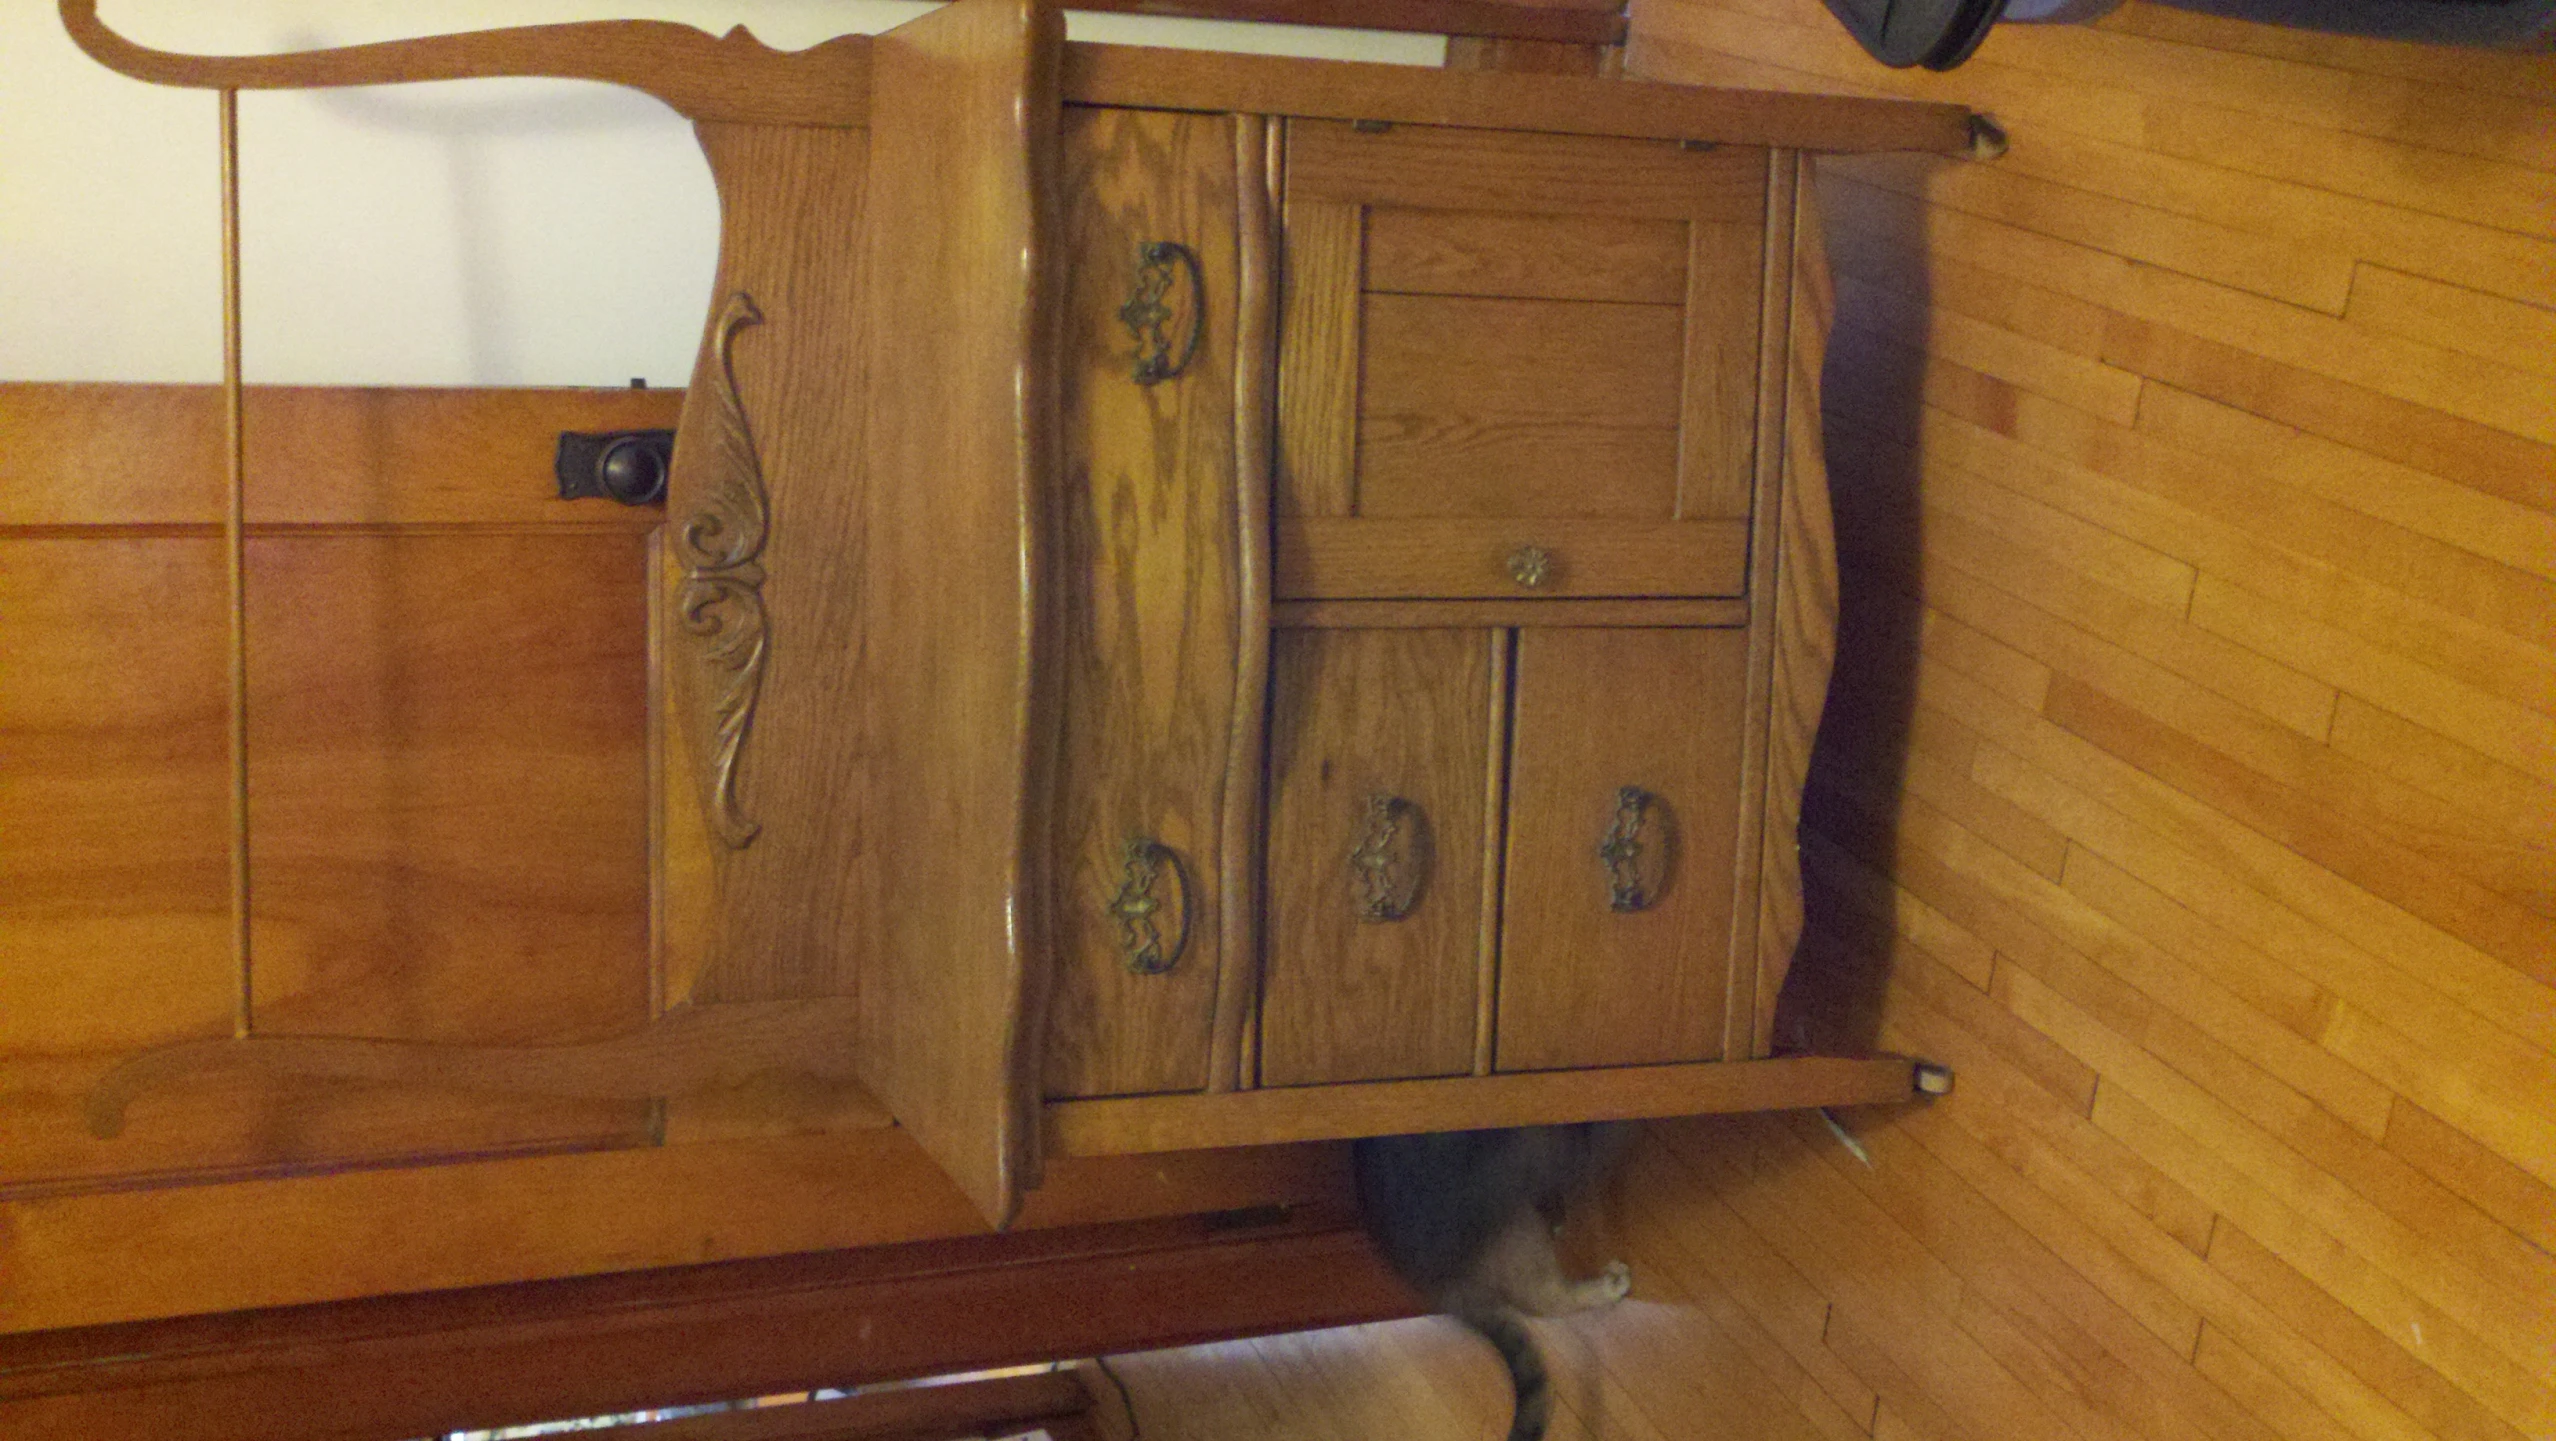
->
[1597,786,1665,912]
[1350,793,1429,922]
[1506,544,1552,588]
[1106,836,1191,975]
[1119,239,1205,385]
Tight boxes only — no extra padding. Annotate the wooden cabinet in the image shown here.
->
[50,0,1980,1241]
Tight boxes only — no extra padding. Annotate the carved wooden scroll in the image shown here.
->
[673,292,770,850]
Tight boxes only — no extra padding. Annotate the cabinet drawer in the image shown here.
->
[1043,108,1244,1100]
[1495,628,1749,1071]
[1276,121,1767,601]
[1260,629,1499,1087]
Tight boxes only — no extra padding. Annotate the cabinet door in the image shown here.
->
[1275,122,1766,600]
[1043,108,1244,1099]
[1260,629,1499,1087]
[1496,628,1748,1071]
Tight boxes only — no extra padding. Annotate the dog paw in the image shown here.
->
[1596,1260,1632,1302]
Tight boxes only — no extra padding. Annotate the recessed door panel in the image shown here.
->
[1260,629,1498,1087]
[1497,628,1748,1071]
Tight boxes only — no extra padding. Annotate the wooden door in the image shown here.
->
[1043,107,1246,1099]
[1273,120,1766,600]
[1259,629,1500,1086]
[1495,627,1749,1071]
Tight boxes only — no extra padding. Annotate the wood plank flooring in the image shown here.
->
[1100,5,2556,1436]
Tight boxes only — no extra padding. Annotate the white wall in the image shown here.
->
[0,0,1439,386]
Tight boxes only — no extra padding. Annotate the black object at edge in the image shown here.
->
[556,429,674,506]
[1820,0,2011,69]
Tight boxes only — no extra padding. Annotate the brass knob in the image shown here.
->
[1505,544,1552,589]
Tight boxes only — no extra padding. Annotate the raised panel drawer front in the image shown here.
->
[1043,107,1243,1099]
[1276,120,1767,601]
[1496,628,1749,1071]
[1260,629,1499,1087]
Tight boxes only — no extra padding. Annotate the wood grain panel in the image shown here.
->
[1274,597,1750,629]
[0,383,679,529]
[1272,197,1362,520]
[1357,292,1685,521]
[2,539,244,1189]
[1,527,651,1192]
[1044,107,1241,1100]
[1679,172,1769,521]
[852,0,1064,1230]
[1291,118,1766,222]
[0,1130,1350,1334]
[1364,208,1689,305]
[1497,628,1749,1072]
[238,533,653,1149]
[1259,630,1495,1087]
[657,122,871,1012]
[1276,515,1749,600]
[244,535,652,1047]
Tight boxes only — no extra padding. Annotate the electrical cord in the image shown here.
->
[1093,1355,1141,1440]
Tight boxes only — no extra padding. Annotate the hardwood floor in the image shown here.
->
[1103,5,2556,1437]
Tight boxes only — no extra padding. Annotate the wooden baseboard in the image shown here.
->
[0,1205,1416,1441]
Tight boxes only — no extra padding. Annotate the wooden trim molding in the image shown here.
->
[59,3,1972,155]
[1072,0,1630,45]
[0,1206,1417,1441]
[1048,1055,1928,1154]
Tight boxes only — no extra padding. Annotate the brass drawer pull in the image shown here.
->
[1106,836,1191,974]
[1350,793,1429,922]
[1506,544,1552,589]
[1120,239,1204,385]
[1598,786,1665,912]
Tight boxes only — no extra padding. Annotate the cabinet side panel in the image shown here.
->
[1498,627,1748,1071]
[1261,629,1494,1087]
[1754,159,1836,1056]
[663,123,872,1010]
[854,0,1064,1229]
[1044,108,1241,1100]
